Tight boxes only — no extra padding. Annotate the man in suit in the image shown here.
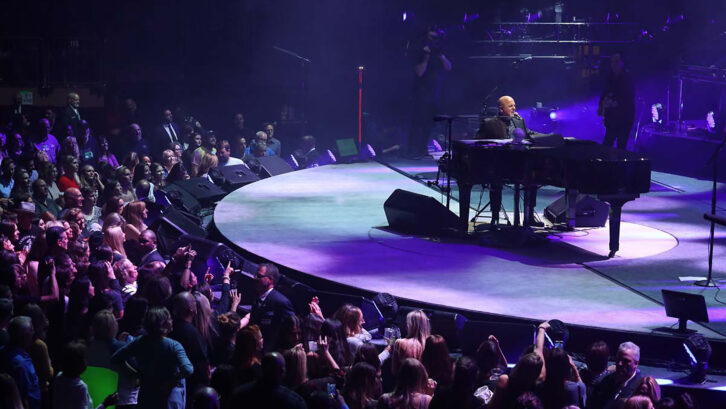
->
[249,263,295,353]
[590,342,643,409]
[137,229,165,268]
[476,96,533,141]
[55,92,82,137]
[154,108,182,149]
[476,95,539,226]
[293,134,320,169]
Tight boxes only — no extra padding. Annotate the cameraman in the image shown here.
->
[408,25,452,158]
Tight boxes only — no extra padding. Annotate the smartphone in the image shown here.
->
[326,383,336,397]
[308,341,318,352]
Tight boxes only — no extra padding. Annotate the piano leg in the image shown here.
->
[607,202,623,258]
[459,183,472,233]
[599,195,638,258]
[513,184,521,226]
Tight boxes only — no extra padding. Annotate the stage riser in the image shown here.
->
[635,128,726,182]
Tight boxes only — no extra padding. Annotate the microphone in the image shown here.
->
[513,112,522,120]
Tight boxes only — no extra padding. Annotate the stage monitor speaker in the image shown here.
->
[543,194,609,227]
[218,165,260,192]
[461,320,537,362]
[176,234,245,285]
[257,156,294,178]
[161,184,202,214]
[151,207,207,255]
[384,189,459,235]
[169,178,227,207]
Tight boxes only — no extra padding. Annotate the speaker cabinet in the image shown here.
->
[257,156,294,178]
[169,178,227,207]
[151,207,207,255]
[544,194,609,227]
[217,164,260,192]
[383,189,459,235]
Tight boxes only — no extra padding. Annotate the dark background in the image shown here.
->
[1,0,725,149]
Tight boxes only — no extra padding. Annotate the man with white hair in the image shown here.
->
[590,341,643,409]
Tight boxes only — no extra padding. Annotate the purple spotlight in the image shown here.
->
[402,12,407,22]
[549,111,558,120]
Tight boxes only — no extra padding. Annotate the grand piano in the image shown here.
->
[449,138,651,257]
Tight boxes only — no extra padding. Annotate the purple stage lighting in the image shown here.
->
[402,12,407,22]
[706,111,716,133]
[549,111,558,120]
[651,103,664,125]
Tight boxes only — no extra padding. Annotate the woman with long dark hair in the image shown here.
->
[65,276,95,341]
[150,162,166,188]
[344,362,380,409]
[321,318,353,368]
[88,260,124,319]
[38,161,61,201]
[430,356,481,409]
[421,334,453,387]
[118,296,149,337]
[489,352,543,409]
[132,162,151,186]
[98,135,120,169]
[231,324,263,386]
[379,358,433,409]
[538,347,586,409]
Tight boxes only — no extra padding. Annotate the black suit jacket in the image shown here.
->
[250,288,295,352]
[589,370,643,409]
[154,122,182,149]
[139,249,165,268]
[56,105,82,135]
[476,115,532,140]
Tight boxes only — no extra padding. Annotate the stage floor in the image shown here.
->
[214,161,726,339]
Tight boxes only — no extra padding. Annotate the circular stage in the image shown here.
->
[215,162,717,337]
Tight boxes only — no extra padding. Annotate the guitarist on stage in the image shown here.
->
[598,53,635,150]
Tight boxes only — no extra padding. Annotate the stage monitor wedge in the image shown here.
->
[218,164,260,191]
[258,156,294,178]
[544,194,609,227]
[384,189,459,236]
[168,177,227,207]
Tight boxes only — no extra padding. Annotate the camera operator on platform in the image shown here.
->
[408,25,452,158]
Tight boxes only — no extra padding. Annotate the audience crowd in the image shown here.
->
[0,94,706,409]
